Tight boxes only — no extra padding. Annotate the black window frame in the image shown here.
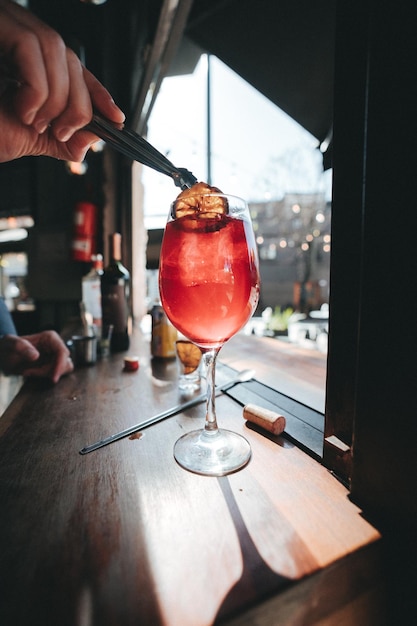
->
[324,0,417,530]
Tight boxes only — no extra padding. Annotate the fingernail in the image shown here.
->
[33,119,48,134]
[24,346,39,360]
[22,109,37,125]
[110,99,125,120]
[55,127,73,142]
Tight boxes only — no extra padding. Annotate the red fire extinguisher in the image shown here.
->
[71,201,98,262]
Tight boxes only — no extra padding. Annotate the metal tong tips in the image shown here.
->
[85,114,197,190]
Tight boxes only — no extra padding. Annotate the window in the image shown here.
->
[141,54,332,456]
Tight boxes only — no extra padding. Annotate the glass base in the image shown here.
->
[174,428,251,476]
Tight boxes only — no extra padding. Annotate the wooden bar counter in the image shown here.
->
[0,330,384,625]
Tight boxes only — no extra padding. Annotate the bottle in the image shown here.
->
[81,254,103,334]
[151,302,177,358]
[101,233,130,352]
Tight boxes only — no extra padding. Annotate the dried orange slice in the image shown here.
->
[173,181,228,218]
[175,340,202,374]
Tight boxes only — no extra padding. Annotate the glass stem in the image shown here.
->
[202,348,221,433]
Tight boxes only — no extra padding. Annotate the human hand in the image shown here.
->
[0,0,125,163]
[0,331,74,383]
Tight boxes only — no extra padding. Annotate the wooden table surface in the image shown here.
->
[0,329,380,626]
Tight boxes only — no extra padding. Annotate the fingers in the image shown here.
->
[50,62,126,143]
[49,49,92,142]
[26,30,69,134]
[0,0,124,157]
[23,355,73,384]
[0,0,69,127]
[83,67,125,124]
[0,334,39,375]
[20,330,73,383]
[1,334,39,360]
[50,347,74,384]
[30,62,125,160]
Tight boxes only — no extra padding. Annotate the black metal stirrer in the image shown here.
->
[86,114,197,190]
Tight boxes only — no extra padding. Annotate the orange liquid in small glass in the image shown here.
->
[159,214,260,349]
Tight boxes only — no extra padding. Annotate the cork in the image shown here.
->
[123,356,140,372]
[243,404,286,435]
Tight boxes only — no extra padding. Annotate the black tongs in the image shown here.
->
[86,114,197,190]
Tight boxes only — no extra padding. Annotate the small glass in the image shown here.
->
[71,335,97,366]
[99,324,113,357]
[176,340,202,392]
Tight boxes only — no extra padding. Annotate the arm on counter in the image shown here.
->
[0,331,73,384]
[0,297,72,384]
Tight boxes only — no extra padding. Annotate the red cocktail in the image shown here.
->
[160,214,259,349]
[159,191,260,475]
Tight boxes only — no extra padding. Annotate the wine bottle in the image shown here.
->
[101,233,130,352]
[82,254,103,334]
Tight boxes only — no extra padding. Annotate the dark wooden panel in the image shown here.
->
[328,0,417,529]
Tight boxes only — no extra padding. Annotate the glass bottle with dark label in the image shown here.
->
[101,233,130,352]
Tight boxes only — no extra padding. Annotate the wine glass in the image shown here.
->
[159,193,260,476]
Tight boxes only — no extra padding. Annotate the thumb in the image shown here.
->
[17,338,40,361]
